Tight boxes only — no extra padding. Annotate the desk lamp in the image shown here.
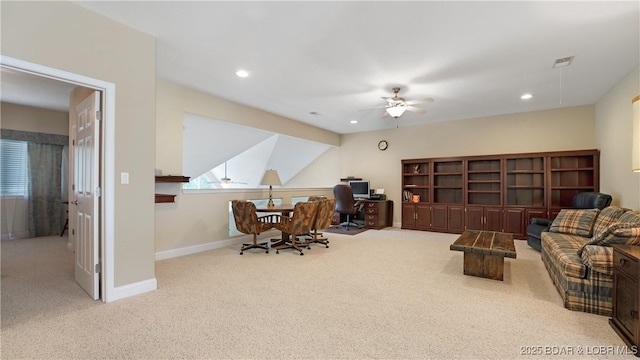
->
[261,169,281,208]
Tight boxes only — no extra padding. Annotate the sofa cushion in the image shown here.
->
[592,206,629,239]
[618,210,640,224]
[595,223,640,246]
[580,245,614,275]
[542,232,588,278]
[549,208,600,237]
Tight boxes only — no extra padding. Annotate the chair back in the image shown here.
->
[315,198,335,230]
[231,200,258,235]
[334,184,357,215]
[288,201,319,236]
[572,192,612,210]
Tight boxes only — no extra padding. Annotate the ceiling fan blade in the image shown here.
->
[405,98,434,105]
[407,106,427,114]
[359,105,388,111]
[382,111,390,118]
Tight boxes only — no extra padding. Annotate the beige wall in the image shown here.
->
[336,105,596,223]
[1,102,69,135]
[596,65,640,208]
[2,1,157,287]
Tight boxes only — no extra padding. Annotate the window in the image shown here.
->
[0,139,28,197]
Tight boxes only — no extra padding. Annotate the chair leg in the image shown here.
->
[275,235,305,255]
[307,229,329,248]
[240,234,269,255]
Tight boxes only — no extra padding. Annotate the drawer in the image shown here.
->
[614,251,639,281]
[366,214,379,222]
[365,207,379,215]
[365,202,380,210]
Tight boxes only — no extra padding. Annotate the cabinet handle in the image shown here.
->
[631,309,637,318]
[620,258,627,267]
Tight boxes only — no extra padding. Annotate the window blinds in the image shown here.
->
[0,139,29,196]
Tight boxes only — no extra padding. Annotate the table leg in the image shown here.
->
[463,252,505,281]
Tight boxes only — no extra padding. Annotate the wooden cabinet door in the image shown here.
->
[504,208,525,239]
[485,207,503,232]
[402,203,416,229]
[431,205,448,232]
[416,204,431,230]
[465,206,484,231]
[448,206,464,233]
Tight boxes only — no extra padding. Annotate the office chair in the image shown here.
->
[333,184,363,230]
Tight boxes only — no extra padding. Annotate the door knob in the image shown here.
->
[71,200,79,205]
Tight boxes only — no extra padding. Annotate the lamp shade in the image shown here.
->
[260,169,281,186]
[633,95,640,172]
[386,105,407,118]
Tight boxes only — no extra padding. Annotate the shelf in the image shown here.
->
[506,170,544,174]
[550,167,594,172]
[403,173,429,176]
[468,190,500,193]
[550,186,596,190]
[404,185,428,189]
[507,185,545,189]
[155,194,177,203]
[155,175,190,183]
[434,186,463,189]
[467,180,500,183]
[434,172,462,175]
[467,170,500,174]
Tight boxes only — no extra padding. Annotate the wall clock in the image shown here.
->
[378,140,388,151]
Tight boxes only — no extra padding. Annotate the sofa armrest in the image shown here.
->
[531,218,553,227]
[580,245,614,276]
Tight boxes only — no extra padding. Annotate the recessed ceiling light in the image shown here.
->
[309,111,320,116]
[350,120,358,124]
[235,69,249,78]
[553,56,574,68]
[520,93,533,100]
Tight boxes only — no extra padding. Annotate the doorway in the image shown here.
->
[0,55,115,302]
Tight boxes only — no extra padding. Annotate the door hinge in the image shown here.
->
[72,229,75,235]
[96,110,102,121]
[72,184,76,191]
[72,139,75,146]
[96,187,101,197]
[95,263,101,273]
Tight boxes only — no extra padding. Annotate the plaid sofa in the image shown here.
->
[541,206,640,316]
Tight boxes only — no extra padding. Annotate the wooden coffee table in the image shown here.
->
[450,230,516,281]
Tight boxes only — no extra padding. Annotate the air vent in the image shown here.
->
[553,56,574,68]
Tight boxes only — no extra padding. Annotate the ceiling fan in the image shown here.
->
[367,87,434,119]
[208,162,247,186]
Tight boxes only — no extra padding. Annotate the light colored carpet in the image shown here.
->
[1,230,635,359]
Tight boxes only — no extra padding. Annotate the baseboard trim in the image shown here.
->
[1,231,31,240]
[107,278,157,303]
[155,230,280,261]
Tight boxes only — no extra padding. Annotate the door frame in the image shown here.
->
[1,55,115,302]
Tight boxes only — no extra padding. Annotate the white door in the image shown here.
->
[74,91,100,300]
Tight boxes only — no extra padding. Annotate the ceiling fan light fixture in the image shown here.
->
[520,93,533,100]
[386,105,407,118]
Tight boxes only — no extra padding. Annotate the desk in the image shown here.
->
[256,204,294,245]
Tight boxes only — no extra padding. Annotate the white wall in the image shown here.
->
[2,1,157,288]
[337,105,596,225]
[596,65,640,208]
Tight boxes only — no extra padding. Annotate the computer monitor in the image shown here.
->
[349,180,370,199]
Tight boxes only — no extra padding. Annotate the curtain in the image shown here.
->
[27,143,64,237]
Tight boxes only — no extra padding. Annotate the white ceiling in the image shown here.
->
[4,2,639,135]
[0,67,76,112]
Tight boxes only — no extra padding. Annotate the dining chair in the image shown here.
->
[231,200,275,255]
[306,198,335,248]
[273,201,318,255]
